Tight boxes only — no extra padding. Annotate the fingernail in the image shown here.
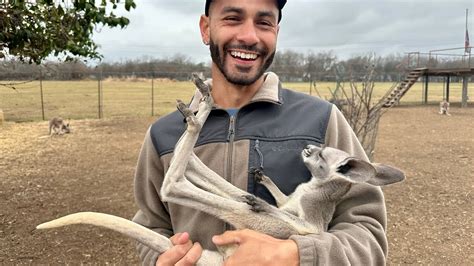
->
[180,232,189,241]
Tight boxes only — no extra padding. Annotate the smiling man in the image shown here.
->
[203,0,280,109]
[132,0,390,265]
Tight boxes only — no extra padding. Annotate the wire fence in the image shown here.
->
[1,70,472,123]
[0,71,201,122]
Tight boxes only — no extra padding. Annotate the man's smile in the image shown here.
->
[229,50,259,60]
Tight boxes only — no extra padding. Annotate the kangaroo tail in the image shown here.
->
[36,212,172,253]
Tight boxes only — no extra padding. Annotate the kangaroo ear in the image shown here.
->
[336,157,376,183]
[367,163,405,186]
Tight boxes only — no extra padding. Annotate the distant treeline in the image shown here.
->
[0,50,470,82]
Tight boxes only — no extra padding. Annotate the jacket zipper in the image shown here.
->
[226,115,236,179]
[225,115,236,232]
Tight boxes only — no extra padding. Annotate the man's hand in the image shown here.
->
[156,232,202,266]
[212,229,299,266]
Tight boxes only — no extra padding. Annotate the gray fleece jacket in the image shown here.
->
[132,72,388,265]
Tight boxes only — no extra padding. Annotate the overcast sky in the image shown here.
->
[92,0,474,64]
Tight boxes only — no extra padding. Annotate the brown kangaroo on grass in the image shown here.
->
[48,117,70,136]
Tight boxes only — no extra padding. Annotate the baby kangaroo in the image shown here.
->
[49,117,70,136]
[37,74,405,265]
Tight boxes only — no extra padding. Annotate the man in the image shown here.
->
[132,0,389,265]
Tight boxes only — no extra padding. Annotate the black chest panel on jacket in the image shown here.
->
[150,88,333,206]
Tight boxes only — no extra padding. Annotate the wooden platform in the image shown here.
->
[382,67,472,108]
[422,67,474,76]
[419,67,472,107]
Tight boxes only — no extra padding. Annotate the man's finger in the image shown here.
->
[212,231,242,246]
[170,232,190,245]
[169,232,182,242]
[156,233,193,266]
[175,242,203,266]
[156,242,193,266]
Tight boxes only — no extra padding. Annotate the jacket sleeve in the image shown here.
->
[290,106,388,265]
[132,128,173,266]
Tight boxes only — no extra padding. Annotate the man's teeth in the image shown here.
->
[230,51,258,60]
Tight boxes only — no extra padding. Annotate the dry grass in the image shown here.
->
[0,80,195,122]
[0,109,4,125]
[0,106,472,264]
[1,79,471,122]
[289,81,471,104]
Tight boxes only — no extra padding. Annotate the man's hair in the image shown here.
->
[205,0,287,23]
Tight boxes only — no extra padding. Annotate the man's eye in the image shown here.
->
[258,21,272,27]
[224,16,240,21]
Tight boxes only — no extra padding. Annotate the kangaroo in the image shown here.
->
[37,74,405,265]
[439,100,450,116]
[48,117,70,136]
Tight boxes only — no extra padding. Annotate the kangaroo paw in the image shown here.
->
[249,168,265,182]
[242,195,266,213]
[191,73,212,102]
[177,100,194,118]
[177,100,201,132]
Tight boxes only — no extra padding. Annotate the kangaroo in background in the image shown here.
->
[439,100,450,116]
[48,117,70,136]
[37,74,405,265]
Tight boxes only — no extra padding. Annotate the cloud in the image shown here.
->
[94,1,208,62]
[93,0,474,62]
[147,0,203,15]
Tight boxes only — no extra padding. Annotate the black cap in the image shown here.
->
[205,0,287,23]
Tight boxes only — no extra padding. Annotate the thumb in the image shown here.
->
[212,231,241,246]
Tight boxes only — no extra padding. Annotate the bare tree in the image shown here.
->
[330,62,398,160]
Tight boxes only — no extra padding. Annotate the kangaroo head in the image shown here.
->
[302,145,405,187]
[62,123,71,133]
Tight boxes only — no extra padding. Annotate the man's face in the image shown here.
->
[204,0,279,86]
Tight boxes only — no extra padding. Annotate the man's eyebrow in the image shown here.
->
[221,6,243,15]
[256,10,277,21]
[220,7,277,21]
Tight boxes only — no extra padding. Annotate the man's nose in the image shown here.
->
[236,20,259,46]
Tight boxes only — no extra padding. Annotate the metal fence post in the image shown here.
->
[423,76,429,104]
[39,68,45,120]
[98,70,103,119]
[151,72,155,116]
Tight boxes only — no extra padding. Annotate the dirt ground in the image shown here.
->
[1,105,472,265]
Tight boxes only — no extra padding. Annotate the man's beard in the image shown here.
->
[209,40,275,86]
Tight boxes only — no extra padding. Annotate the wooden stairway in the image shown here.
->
[382,68,426,108]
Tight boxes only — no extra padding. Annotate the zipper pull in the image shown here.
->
[227,116,235,141]
[254,139,264,169]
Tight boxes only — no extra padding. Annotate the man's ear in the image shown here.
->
[199,15,210,45]
[367,163,405,186]
[336,157,376,183]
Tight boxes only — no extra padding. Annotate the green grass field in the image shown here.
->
[0,79,471,122]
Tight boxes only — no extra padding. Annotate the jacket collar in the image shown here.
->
[188,72,282,113]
